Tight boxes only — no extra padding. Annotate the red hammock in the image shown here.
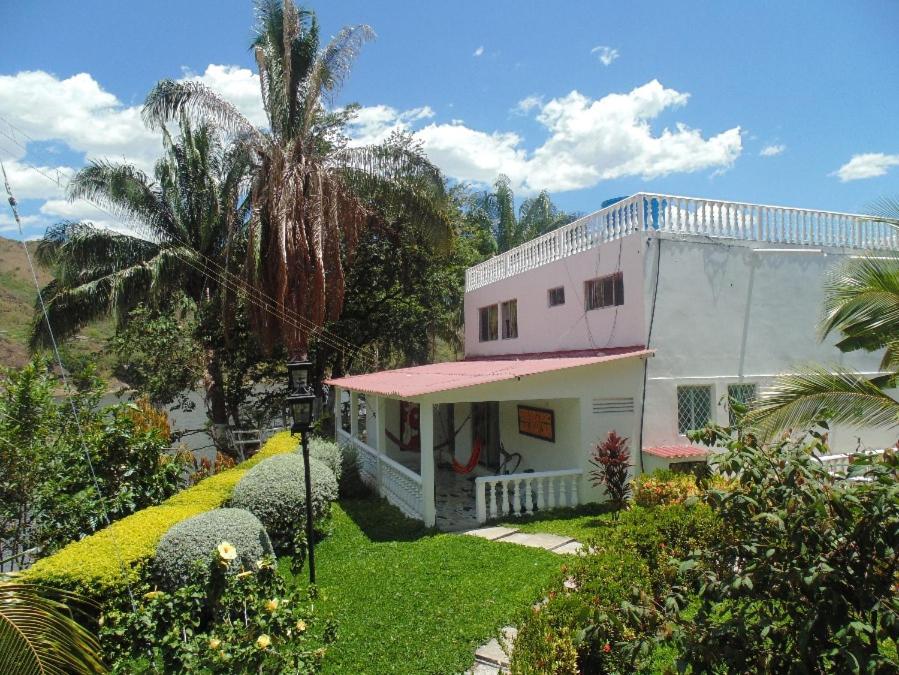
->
[452,438,482,475]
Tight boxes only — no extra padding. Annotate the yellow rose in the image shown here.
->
[295,619,307,633]
[256,634,271,650]
[217,542,238,561]
[209,638,221,650]
[265,598,279,613]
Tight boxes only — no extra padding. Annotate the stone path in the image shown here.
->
[462,526,584,673]
[462,525,583,555]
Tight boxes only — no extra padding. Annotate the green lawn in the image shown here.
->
[285,498,562,674]
[498,502,620,543]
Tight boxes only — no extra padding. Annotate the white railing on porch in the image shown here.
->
[337,429,423,520]
[475,469,582,524]
[465,193,899,291]
[817,449,886,476]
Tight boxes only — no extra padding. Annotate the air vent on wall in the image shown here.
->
[592,397,635,414]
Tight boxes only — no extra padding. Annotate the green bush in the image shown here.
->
[632,469,700,507]
[152,508,273,590]
[23,432,297,597]
[306,437,342,485]
[102,551,332,673]
[229,454,338,550]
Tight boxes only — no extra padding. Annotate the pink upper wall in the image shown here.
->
[463,232,647,357]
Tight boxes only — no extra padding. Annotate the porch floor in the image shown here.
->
[392,453,480,531]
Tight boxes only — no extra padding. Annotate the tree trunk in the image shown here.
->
[203,350,231,455]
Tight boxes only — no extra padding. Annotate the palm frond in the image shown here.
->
[143,80,262,143]
[745,364,899,438]
[819,255,899,351]
[0,582,105,675]
[867,196,899,227]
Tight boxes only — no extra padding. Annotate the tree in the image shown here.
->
[32,117,253,437]
[746,201,899,436]
[665,422,899,673]
[142,0,450,359]
[467,175,576,254]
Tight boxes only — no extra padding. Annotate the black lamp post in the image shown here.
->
[287,360,317,584]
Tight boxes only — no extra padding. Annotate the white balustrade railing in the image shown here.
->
[475,469,582,524]
[337,429,423,519]
[817,449,885,476]
[464,193,899,291]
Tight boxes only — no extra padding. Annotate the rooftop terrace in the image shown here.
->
[464,193,898,292]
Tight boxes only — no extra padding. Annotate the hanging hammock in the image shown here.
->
[451,437,483,475]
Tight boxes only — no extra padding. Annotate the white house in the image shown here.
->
[327,193,899,529]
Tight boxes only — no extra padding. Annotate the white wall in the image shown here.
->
[641,233,899,451]
[463,232,646,357]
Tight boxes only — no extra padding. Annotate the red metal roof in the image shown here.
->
[643,445,709,459]
[326,346,651,398]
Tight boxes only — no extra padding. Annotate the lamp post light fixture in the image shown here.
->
[286,360,317,584]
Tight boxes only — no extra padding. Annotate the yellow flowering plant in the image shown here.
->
[99,547,336,673]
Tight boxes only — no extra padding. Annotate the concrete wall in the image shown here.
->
[463,232,646,357]
[641,233,898,452]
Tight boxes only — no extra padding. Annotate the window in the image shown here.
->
[501,299,518,339]
[479,305,498,342]
[727,383,757,425]
[585,272,624,311]
[677,385,712,434]
[548,286,565,307]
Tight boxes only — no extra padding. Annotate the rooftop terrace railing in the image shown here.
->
[464,193,899,291]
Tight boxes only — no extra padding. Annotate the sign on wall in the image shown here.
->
[517,405,555,442]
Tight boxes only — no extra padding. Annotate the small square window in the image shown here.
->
[585,272,624,311]
[501,299,518,339]
[727,383,757,425]
[479,305,498,342]
[677,385,712,435]
[548,286,565,307]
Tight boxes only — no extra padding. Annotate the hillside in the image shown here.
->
[0,235,113,369]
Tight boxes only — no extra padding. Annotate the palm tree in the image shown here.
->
[468,175,576,253]
[142,0,449,358]
[0,582,105,674]
[32,117,251,436]
[747,203,899,437]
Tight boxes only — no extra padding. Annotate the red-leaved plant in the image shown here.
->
[589,431,632,514]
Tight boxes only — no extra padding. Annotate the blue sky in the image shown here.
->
[2,0,898,238]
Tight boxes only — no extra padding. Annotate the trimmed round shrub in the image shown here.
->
[307,436,343,484]
[229,454,338,549]
[152,508,273,590]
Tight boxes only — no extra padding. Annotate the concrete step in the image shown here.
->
[470,626,517,673]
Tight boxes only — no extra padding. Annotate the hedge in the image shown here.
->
[23,432,299,596]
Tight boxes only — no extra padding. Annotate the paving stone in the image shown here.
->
[462,526,518,541]
[551,540,584,555]
[500,531,574,550]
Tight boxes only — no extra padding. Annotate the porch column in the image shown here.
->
[375,395,388,454]
[420,402,436,527]
[350,390,359,439]
[332,386,341,441]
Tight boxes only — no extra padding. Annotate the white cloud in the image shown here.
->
[407,79,742,193]
[512,95,543,116]
[473,46,484,57]
[833,153,899,182]
[591,45,619,66]
[0,159,70,200]
[345,104,435,146]
[180,64,267,128]
[760,143,785,157]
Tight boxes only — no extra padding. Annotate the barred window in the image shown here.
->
[727,383,757,425]
[677,385,712,434]
[501,299,518,339]
[479,305,498,342]
[585,272,624,311]
[548,286,565,307]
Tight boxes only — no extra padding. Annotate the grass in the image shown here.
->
[285,497,562,674]
[498,502,620,542]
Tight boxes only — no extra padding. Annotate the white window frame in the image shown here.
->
[479,304,498,342]
[548,286,565,307]
[501,299,518,340]
[585,272,624,311]
[677,384,713,435]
